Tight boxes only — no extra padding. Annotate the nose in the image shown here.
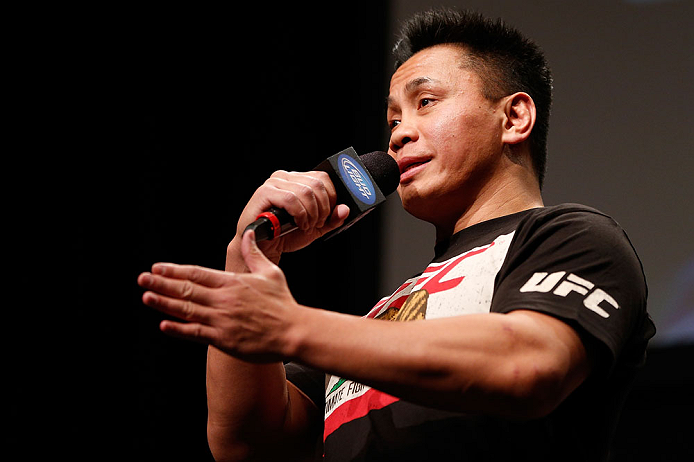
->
[388,118,418,154]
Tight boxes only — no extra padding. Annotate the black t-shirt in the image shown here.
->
[286,204,655,461]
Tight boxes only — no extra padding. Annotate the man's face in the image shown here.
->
[386,44,506,226]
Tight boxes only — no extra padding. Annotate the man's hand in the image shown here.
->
[138,230,302,363]
[234,170,351,265]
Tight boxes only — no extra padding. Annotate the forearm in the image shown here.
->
[206,347,288,452]
[286,307,588,419]
[207,348,325,462]
[141,230,586,450]
[206,240,290,459]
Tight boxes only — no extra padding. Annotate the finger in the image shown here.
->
[302,171,335,227]
[142,290,216,324]
[265,175,318,231]
[138,271,216,305]
[159,319,219,344]
[148,263,228,288]
[266,171,335,230]
[242,229,281,276]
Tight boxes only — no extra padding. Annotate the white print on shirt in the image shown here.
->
[327,231,517,421]
[519,271,619,318]
[367,231,516,321]
[325,376,371,419]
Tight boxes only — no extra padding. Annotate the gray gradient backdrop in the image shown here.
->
[378,0,693,346]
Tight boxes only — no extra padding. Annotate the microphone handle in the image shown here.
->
[244,207,297,242]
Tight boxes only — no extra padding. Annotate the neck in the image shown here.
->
[434,165,544,243]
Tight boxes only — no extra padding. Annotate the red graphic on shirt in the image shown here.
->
[324,387,399,441]
[366,280,414,319]
[366,243,495,321]
[418,242,495,294]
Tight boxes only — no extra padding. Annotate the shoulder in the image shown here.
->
[514,203,641,264]
[493,203,652,371]
[520,203,623,232]
[499,203,645,281]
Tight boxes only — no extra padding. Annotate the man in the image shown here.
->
[138,9,655,461]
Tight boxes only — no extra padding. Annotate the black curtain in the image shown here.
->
[129,4,389,460]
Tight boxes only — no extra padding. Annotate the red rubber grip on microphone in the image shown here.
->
[256,211,282,239]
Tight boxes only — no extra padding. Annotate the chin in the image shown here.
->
[400,192,439,223]
[400,183,467,228]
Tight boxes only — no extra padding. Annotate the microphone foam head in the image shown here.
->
[360,151,400,196]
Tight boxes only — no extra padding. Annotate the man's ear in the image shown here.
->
[501,92,536,146]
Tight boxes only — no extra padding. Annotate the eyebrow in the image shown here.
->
[386,76,440,109]
[406,76,437,93]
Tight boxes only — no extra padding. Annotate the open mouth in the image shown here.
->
[399,159,430,182]
[402,161,428,173]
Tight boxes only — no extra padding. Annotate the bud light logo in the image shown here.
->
[338,154,376,205]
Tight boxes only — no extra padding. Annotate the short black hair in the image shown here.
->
[393,8,552,188]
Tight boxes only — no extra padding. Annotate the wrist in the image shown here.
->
[281,304,321,362]
[225,237,248,272]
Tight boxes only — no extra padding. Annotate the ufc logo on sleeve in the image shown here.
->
[519,271,619,318]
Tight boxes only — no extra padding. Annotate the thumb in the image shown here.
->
[318,204,351,236]
[241,229,276,274]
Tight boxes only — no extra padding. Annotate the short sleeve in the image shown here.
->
[491,207,652,374]
[285,362,326,409]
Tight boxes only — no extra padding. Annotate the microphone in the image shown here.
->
[244,147,400,242]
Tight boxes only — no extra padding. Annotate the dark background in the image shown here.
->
[123,3,692,460]
[131,4,388,460]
